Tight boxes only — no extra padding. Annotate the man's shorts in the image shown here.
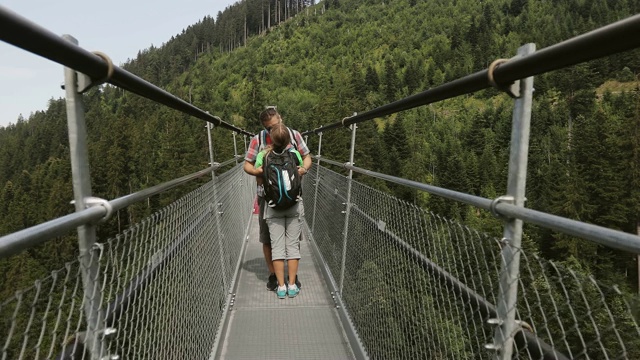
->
[258,196,271,244]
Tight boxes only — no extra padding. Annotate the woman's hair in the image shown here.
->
[268,123,290,152]
[259,108,278,124]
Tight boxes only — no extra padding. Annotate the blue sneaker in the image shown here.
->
[276,285,287,299]
[287,284,300,298]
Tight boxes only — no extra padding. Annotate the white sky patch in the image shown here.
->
[0,65,37,80]
[0,0,237,127]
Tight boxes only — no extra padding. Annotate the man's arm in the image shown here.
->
[291,130,312,176]
[298,153,312,176]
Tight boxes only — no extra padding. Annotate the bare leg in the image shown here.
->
[263,243,275,274]
[273,259,285,286]
[287,259,299,286]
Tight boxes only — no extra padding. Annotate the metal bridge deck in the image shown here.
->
[216,214,355,359]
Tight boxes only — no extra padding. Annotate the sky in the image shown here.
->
[0,0,238,128]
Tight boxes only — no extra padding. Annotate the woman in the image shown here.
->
[249,122,304,299]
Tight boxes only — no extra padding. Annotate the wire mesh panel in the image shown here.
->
[0,257,86,360]
[304,165,349,280]
[303,164,640,359]
[514,251,640,359]
[0,165,254,360]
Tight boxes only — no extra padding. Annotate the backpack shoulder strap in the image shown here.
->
[259,130,268,151]
[288,148,302,166]
[287,127,298,151]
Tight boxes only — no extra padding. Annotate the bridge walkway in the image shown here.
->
[217,213,355,359]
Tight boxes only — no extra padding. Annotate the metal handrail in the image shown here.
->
[318,157,640,254]
[302,14,640,135]
[0,159,238,259]
[0,5,253,137]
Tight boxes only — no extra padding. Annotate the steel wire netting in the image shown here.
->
[0,165,254,360]
[303,164,640,360]
[2,160,640,359]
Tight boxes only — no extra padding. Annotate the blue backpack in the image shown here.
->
[263,149,302,210]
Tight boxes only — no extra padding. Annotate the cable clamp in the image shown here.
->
[487,58,520,98]
[341,113,357,128]
[515,320,534,333]
[484,318,504,351]
[77,51,115,93]
[489,195,514,220]
[71,196,114,223]
[92,242,104,253]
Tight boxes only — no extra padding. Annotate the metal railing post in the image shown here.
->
[62,34,107,360]
[232,132,239,164]
[207,122,228,291]
[339,122,357,292]
[491,43,536,360]
[310,132,323,233]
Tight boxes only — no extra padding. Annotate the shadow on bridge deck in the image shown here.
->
[216,214,355,359]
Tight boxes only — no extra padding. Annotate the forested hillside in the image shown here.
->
[1,0,640,355]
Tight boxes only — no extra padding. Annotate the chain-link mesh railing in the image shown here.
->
[303,164,640,360]
[1,164,254,360]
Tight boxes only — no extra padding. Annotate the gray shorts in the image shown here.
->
[259,196,304,245]
[264,202,302,261]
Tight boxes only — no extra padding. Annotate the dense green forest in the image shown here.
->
[1,0,640,357]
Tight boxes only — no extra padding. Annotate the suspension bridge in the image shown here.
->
[2,5,640,360]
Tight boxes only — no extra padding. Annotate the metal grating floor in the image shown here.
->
[217,214,355,359]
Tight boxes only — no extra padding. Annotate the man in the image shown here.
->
[244,107,312,291]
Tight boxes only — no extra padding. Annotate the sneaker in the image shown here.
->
[266,273,277,291]
[276,285,287,299]
[286,275,302,289]
[287,284,300,298]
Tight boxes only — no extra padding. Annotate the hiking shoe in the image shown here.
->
[267,273,277,291]
[286,275,302,289]
[276,285,287,299]
[287,284,300,298]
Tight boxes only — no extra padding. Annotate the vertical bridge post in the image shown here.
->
[311,131,323,233]
[207,122,228,291]
[492,42,536,360]
[62,34,107,360]
[233,132,239,164]
[339,122,357,292]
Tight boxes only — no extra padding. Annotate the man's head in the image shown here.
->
[269,123,290,152]
[259,107,282,131]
